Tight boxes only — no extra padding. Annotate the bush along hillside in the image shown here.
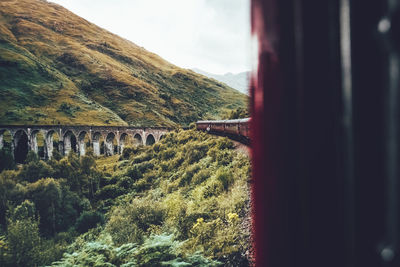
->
[0,129,252,266]
[0,0,247,126]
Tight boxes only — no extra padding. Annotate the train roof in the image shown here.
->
[196,118,250,124]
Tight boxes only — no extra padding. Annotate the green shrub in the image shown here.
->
[26,178,62,236]
[215,168,234,190]
[178,164,200,187]
[136,162,154,173]
[226,107,249,120]
[176,212,211,240]
[132,233,222,266]
[37,238,68,267]
[132,152,153,164]
[52,150,62,161]
[100,175,118,187]
[50,234,220,267]
[95,184,124,200]
[26,151,39,164]
[117,176,134,190]
[184,144,208,165]
[152,143,162,153]
[208,149,233,166]
[186,215,248,265]
[0,235,10,266]
[0,170,19,226]
[7,216,41,266]
[170,153,184,169]
[125,166,142,181]
[50,239,120,266]
[121,146,138,160]
[160,162,169,172]
[134,179,151,192]
[10,200,36,221]
[216,137,234,150]
[106,199,164,245]
[143,171,157,184]
[160,148,175,160]
[133,234,176,266]
[202,180,224,199]
[0,149,15,172]
[75,211,105,234]
[18,160,54,182]
[192,169,211,185]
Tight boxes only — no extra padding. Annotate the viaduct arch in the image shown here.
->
[0,125,170,161]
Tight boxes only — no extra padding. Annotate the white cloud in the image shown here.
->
[49,0,251,74]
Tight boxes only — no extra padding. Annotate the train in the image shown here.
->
[195,118,251,144]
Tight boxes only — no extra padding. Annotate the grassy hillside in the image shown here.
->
[0,129,252,266]
[0,0,247,126]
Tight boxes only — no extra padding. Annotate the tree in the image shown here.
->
[0,149,15,172]
[75,211,104,233]
[18,158,54,183]
[80,148,99,199]
[25,151,39,164]
[0,171,18,227]
[26,178,62,236]
[7,201,41,267]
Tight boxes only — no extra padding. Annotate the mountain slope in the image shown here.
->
[0,0,247,126]
[192,68,250,95]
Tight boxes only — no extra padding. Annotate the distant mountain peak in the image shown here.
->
[191,68,250,95]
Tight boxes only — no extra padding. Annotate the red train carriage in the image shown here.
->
[211,120,226,132]
[195,121,211,131]
[196,118,250,142]
[237,118,250,138]
[225,120,239,135]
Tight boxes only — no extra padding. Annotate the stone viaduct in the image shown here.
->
[0,125,170,161]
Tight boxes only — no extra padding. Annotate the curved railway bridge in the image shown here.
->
[0,125,170,161]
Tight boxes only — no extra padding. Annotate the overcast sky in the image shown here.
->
[49,0,251,75]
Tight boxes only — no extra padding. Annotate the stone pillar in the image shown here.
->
[41,131,47,160]
[93,141,100,156]
[45,133,53,160]
[117,139,121,154]
[64,135,71,156]
[79,142,85,156]
[119,141,124,154]
[31,132,38,154]
[27,128,32,153]
[10,138,15,158]
[76,142,80,156]
[105,133,115,156]
[78,131,89,157]
[116,131,120,151]
[78,135,86,156]
[92,132,101,156]
[105,140,114,156]
[0,133,3,150]
[58,141,64,156]
[88,129,92,155]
